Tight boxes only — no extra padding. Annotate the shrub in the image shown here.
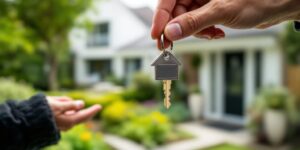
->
[0,78,35,103]
[160,102,190,123]
[101,100,136,132]
[122,72,157,101]
[45,124,112,150]
[119,111,172,148]
[83,93,122,108]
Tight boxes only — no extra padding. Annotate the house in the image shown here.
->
[69,0,159,85]
[70,0,286,125]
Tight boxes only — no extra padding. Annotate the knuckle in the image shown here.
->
[185,13,200,32]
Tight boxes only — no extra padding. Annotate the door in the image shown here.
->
[88,59,112,81]
[224,52,245,117]
[124,58,142,84]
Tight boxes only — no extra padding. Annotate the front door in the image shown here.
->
[224,52,245,117]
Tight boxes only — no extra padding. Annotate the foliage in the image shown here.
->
[100,99,192,148]
[119,111,172,148]
[283,23,300,64]
[102,100,136,124]
[105,75,125,86]
[0,0,92,90]
[248,86,300,141]
[191,55,202,69]
[0,78,35,103]
[160,102,190,123]
[0,16,33,52]
[49,90,192,148]
[45,124,112,150]
[188,85,201,94]
[122,72,157,101]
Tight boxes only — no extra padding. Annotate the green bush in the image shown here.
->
[160,102,190,123]
[45,124,112,150]
[119,111,172,148]
[0,78,35,103]
[122,72,157,101]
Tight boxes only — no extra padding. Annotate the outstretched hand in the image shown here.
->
[151,0,300,49]
[47,96,101,131]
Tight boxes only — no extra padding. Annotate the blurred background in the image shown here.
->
[1,0,300,150]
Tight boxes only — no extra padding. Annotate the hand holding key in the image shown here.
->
[151,0,300,48]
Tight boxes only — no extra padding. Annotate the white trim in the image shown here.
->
[216,51,224,120]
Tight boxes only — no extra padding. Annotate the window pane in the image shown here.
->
[87,23,109,47]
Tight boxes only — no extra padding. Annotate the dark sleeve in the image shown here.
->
[0,94,60,150]
[294,21,300,32]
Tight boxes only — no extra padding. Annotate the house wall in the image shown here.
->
[193,36,283,125]
[69,0,150,85]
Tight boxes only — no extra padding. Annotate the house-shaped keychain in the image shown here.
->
[151,51,181,80]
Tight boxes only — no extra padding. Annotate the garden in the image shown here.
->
[1,0,300,150]
[2,72,300,150]
[0,74,196,150]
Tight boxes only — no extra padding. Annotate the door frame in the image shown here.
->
[201,50,257,125]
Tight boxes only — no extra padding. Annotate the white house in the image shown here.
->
[69,0,159,85]
[70,0,286,125]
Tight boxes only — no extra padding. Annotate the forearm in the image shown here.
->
[0,94,60,150]
[270,0,300,20]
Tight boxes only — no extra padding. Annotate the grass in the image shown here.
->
[201,143,251,150]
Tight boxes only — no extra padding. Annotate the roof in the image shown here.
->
[151,51,181,66]
[130,7,153,27]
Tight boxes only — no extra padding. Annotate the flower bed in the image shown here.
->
[45,124,112,150]
[48,90,193,148]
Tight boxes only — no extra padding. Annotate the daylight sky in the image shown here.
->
[120,0,157,9]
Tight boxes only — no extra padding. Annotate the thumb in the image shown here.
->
[164,1,223,41]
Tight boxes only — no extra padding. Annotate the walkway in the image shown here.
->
[103,121,253,150]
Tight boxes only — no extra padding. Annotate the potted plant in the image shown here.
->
[188,85,202,120]
[248,86,299,145]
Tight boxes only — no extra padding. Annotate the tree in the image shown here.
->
[13,0,93,90]
[283,23,300,65]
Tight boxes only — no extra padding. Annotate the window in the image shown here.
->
[87,60,112,81]
[255,51,262,92]
[87,23,109,47]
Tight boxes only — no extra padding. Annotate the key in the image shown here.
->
[151,34,181,109]
[163,80,171,109]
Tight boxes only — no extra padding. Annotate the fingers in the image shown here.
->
[59,100,85,112]
[58,105,102,131]
[71,105,101,124]
[151,0,176,40]
[194,26,225,39]
[56,96,72,102]
[164,1,224,41]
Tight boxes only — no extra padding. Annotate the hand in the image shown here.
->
[151,0,300,48]
[47,96,101,131]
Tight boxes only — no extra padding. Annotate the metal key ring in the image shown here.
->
[160,34,173,52]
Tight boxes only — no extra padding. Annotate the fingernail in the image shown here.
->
[214,35,224,39]
[75,100,84,108]
[202,34,212,40]
[165,23,182,40]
